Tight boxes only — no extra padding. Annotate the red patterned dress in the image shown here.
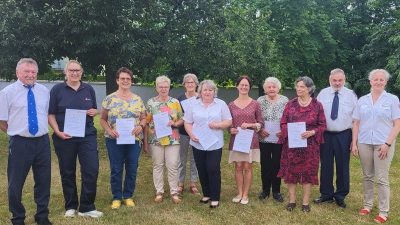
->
[277,98,326,184]
[228,99,264,163]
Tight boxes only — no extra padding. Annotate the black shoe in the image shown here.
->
[199,198,210,204]
[13,223,25,225]
[335,198,346,208]
[302,205,311,213]
[272,193,284,202]
[209,203,219,208]
[313,197,334,204]
[35,218,52,225]
[286,202,296,211]
[258,192,269,200]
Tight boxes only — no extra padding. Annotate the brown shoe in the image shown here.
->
[154,192,163,203]
[171,193,182,203]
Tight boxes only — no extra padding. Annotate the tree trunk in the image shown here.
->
[105,67,118,95]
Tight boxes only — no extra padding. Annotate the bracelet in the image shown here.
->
[385,142,391,147]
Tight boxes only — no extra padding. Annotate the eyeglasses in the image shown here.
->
[239,84,249,87]
[118,77,132,81]
[185,81,195,85]
[157,86,169,89]
[67,69,82,73]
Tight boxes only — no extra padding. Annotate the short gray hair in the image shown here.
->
[368,69,391,81]
[182,73,199,86]
[16,58,38,71]
[155,75,171,86]
[296,76,316,95]
[330,68,345,76]
[263,77,282,90]
[198,80,218,98]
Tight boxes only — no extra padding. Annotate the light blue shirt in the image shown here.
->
[0,80,49,137]
[352,91,400,145]
[317,86,357,132]
[184,98,232,150]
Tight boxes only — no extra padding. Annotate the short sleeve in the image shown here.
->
[391,95,400,120]
[352,100,361,120]
[221,101,232,121]
[48,86,58,115]
[0,91,9,121]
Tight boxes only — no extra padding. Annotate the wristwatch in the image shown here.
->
[139,124,144,130]
[385,142,391,147]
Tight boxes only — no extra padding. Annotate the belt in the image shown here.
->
[326,129,351,134]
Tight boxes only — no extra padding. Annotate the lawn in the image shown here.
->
[0,116,399,225]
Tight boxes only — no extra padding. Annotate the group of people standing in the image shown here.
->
[0,58,398,225]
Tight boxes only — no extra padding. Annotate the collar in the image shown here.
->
[198,98,217,106]
[329,86,345,95]
[17,79,36,88]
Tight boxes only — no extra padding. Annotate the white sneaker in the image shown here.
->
[64,209,77,218]
[78,210,104,218]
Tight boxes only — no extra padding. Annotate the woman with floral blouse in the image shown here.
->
[144,75,184,204]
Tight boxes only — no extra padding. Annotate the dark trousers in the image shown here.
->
[53,135,99,213]
[106,138,141,200]
[8,135,51,224]
[260,142,282,194]
[192,147,222,201]
[319,130,351,200]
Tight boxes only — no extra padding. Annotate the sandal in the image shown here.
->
[374,215,388,223]
[190,185,200,195]
[286,202,296,211]
[359,209,371,216]
[302,205,311,213]
[177,184,184,194]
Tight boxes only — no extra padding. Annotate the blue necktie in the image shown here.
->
[330,91,339,120]
[26,86,38,135]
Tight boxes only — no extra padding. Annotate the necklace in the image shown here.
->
[298,97,311,106]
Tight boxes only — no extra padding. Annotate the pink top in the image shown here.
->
[228,99,264,150]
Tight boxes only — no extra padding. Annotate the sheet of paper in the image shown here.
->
[64,109,86,137]
[288,122,307,148]
[116,118,135,144]
[232,127,254,153]
[264,121,280,143]
[192,122,218,150]
[180,96,196,112]
[153,112,172,139]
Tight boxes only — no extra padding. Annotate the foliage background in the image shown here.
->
[1,0,400,96]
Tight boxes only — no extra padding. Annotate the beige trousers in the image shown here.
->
[149,144,180,194]
[358,143,395,217]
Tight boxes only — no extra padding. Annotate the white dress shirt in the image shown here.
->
[317,86,357,132]
[184,98,232,150]
[0,80,49,137]
[352,91,400,145]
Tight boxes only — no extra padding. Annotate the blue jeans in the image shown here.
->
[106,138,141,200]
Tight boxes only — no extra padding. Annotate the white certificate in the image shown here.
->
[232,127,254,153]
[180,97,196,112]
[116,119,135,144]
[64,109,86,137]
[288,122,307,148]
[153,112,172,138]
[264,121,280,143]
[192,122,218,150]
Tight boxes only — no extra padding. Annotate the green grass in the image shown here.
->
[0,116,399,224]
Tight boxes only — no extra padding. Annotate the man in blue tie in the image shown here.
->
[314,68,358,208]
[0,58,52,225]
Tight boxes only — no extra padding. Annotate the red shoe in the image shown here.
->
[359,209,371,216]
[374,215,388,223]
